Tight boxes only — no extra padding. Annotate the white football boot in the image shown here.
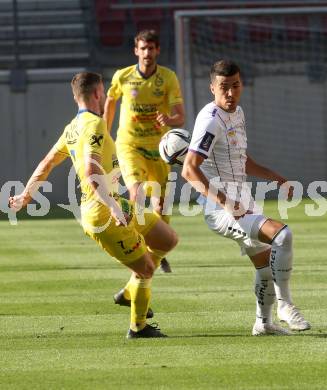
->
[277,303,311,331]
[252,322,292,336]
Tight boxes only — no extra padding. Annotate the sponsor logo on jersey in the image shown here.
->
[90,135,103,146]
[131,89,139,98]
[131,113,157,123]
[117,234,142,255]
[199,132,215,152]
[130,103,157,114]
[112,154,119,168]
[153,88,164,97]
[128,81,142,86]
[65,124,79,144]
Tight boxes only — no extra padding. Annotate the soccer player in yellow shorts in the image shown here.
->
[104,29,185,273]
[9,72,178,339]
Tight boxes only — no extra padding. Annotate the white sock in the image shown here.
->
[254,266,275,325]
[270,226,293,309]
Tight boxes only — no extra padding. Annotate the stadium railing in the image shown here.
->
[0,0,93,71]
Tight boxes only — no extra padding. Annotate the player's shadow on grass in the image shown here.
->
[171,331,327,338]
[171,333,247,338]
[299,332,327,338]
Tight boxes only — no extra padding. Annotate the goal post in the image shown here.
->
[175,6,327,188]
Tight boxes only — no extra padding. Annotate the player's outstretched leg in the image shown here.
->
[252,264,291,336]
[270,226,311,331]
[113,219,178,317]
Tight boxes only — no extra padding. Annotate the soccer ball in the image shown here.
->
[159,128,191,165]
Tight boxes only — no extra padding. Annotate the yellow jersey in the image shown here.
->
[54,110,122,224]
[107,64,183,148]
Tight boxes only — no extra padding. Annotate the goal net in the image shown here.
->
[175,6,327,190]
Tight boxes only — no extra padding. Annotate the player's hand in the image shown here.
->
[225,200,252,220]
[279,180,294,201]
[156,111,170,127]
[277,176,293,201]
[285,183,294,201]
[8,194,26,212]
[110,207,131,227]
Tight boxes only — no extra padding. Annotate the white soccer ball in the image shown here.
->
[159,128,191,165]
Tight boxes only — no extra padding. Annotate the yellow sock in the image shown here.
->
[129,276,152,331]
[122,278,133,300]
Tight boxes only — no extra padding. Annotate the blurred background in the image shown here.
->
[1,0,327,206]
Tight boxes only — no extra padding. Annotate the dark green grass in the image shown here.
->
[0,200,326,389]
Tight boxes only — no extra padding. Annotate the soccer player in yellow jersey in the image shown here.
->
[104,29,185,274]
[9,72,178,339]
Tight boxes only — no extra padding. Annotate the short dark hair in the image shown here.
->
[71,72,102,101]
[210,60,241,83]
[134,29,160,48]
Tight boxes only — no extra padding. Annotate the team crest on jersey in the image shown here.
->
[199,131,214,152]
[227,129,236,137]
[155,74,164,87]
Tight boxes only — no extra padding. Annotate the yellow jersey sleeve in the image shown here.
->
[54,130,69,156]
[83,120,106,156]
[167,71,183,107]
[107,70,122,100]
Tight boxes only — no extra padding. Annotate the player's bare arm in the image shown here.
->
[246,154,293,199]
[9,147,67,212]
[182,151,226,206]
[84,152,129,226]
[183,151,252,218]
[156,103,185,127]
[103,95,117,133]
[246,154,287,184]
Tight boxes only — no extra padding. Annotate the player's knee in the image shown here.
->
[135,261,155,279]
[272,226,292,248]
[162,228,178,252]
[169,229,179,251]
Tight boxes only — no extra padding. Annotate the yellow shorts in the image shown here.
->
[82,201,160,265]
[116,142,170,197]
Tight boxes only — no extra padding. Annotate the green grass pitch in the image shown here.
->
[0,200,326,389]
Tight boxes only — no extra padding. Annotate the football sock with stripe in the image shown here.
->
[270,226,293,309]
[254,265,275,324]
[129,275,152,332]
